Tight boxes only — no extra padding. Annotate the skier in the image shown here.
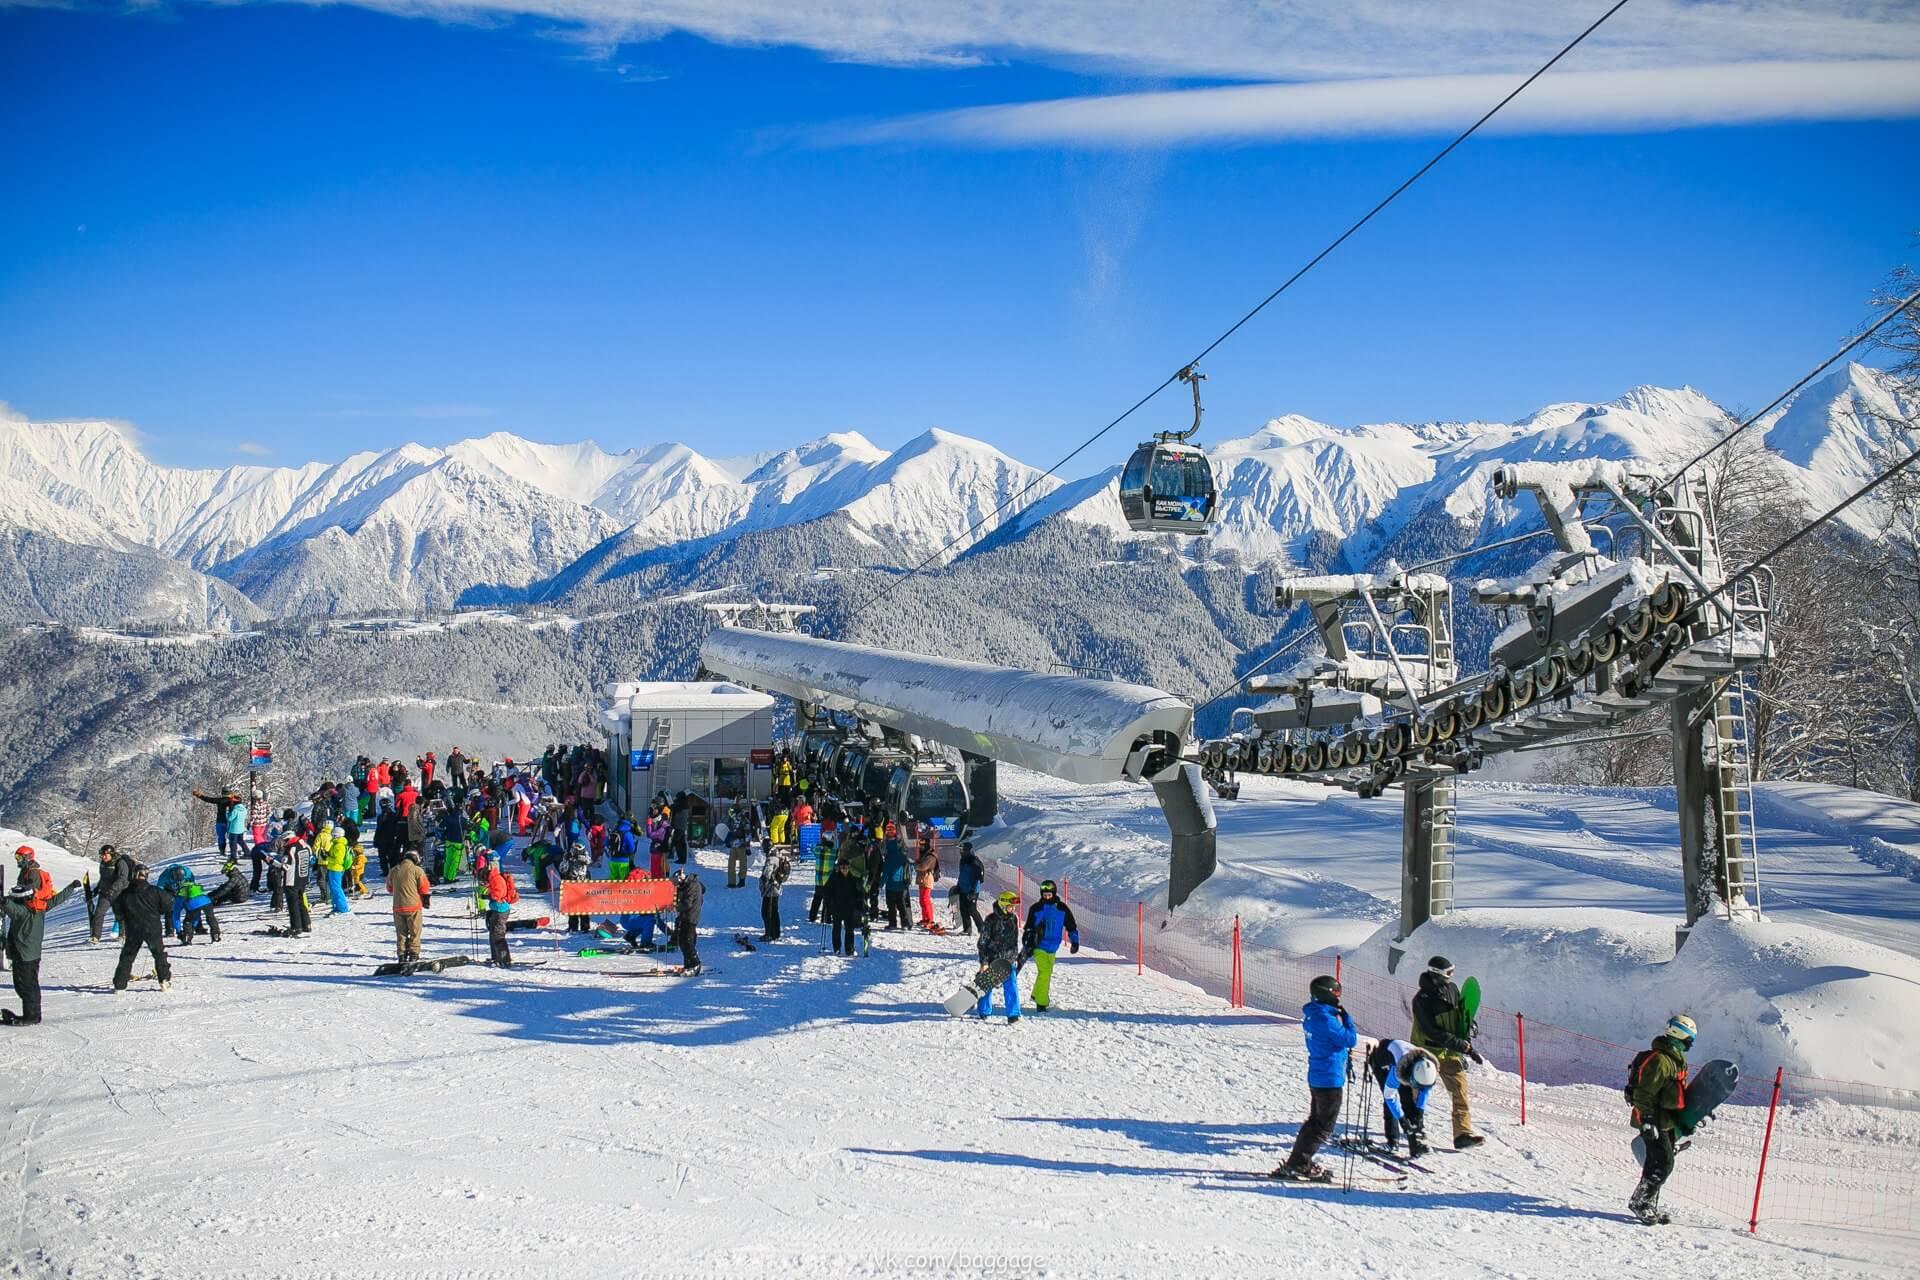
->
[758,841,789,942]
[670,868,704,973]
[1626,1013,1698,1225]
[282,835,313,935]
[1019,880,1080,1012]
[484,862,518,967]
[822,858,864,957]
[954,840,985,936]
[882,836,911,930]
[1274,974,1357,1182]
[974,891,1022,1023]
[386,849,432,963]
[2,850,49,1025]
[1366,1038,1440,1158]
[1410,955,1486,1148]
[191,788,243,856]
[914,838,940,928]
[112,864,174,992]
[319,824,352,914]
[89,843,133,944]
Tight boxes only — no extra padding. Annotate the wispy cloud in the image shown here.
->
[38,2,1920,81]
[832,59,1920,149]
[234,440,272,456]
[314,404,499,421]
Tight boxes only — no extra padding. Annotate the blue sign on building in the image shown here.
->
[631,749,656,771]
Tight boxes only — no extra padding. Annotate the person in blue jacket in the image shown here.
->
[1020,880,1080,1012]
[1366,1038,1439,1158]
[1276,974,1358,1181]
[159,865,222,945]
[882,837,911,930]
[954,841,986,936]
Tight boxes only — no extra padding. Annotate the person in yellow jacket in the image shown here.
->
[320,826,353,914]
[348,834,371,899]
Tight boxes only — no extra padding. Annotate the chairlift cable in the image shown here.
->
[840,0,1636,617]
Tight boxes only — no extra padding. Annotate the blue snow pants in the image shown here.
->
[326,870,351,913]
[976,970,1019,1017]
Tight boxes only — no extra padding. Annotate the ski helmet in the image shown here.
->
[1427,956,1454,978]
[1665,1014,1698,1045]
[1408,1054,1439,1087]
[1039,879,1058,896]
[1309,974,1341,1003]
[996,890,1018,909]
[12,844,31,862]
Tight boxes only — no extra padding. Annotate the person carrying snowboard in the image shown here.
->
[975,891,1023,1023]
[1366,1038,1439,1158]
[1020,880,1080,1012]
[1275,974,1357,1181]
[112,864,175,992]
[1626,1013,1698,1225]
[1411,955,1485,1149]
[807,830,836,923]
[671,868,704,974]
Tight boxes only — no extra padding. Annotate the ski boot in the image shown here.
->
[1408,1137,1430,1159]
[1272,1161,1333,1183]
[1454,1132,1486,1149]
[1628,1178,1670,1225]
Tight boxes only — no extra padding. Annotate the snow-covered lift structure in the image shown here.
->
[699,627,1219,906]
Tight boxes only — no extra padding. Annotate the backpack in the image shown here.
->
[502,874,519,905]
[1624,1048,1657,1104]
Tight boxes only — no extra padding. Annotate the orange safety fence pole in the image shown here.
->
[1516,1013,1527,1126]
[1335,953,1342,984]
[1750,1066,1784,1233]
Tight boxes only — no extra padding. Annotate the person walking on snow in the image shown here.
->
[2,847,51,1025]
[1366,1039,1440,1158]
[1627,1013,1698,1225]
[112,864,174,992]
[1410,955,1485,1148]
[954,841,985,936]
[759,841,789,942]
[1275,974,1358,1182]
[1020,880,1080,1012]
[975,891,1023,1023]
[484,862,517,967]
[387,849,432,963]
[671,868,704,974]
[822,858,864,957]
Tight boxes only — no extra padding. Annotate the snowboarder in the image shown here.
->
[1275,974,1357,1182]
[671,868,704,973]
[822,858,864,957]
[89,843,133,943]
[2,848,50,1025]
[1020,880,1080,1012]
[206,857,249,907]
[112,864,174,992]
[1410,955,1485,1148]
[759,842,789,942]
[1627,1013,1698,1225]
[386,849,432,963]
[954,840,985,936]
[484,862,517,967]
[1366,1038,1439,1157]
[974,891,1023,1022]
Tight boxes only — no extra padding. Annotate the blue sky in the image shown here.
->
[2,1,1918,472]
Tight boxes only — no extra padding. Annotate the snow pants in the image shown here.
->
[325,870,351,914]
[622,914,656,948]
[761,894,781,941]
[918,885,935,924]
[113,928,170,990]
[487,912,512,966]
[1030,948,1058,1008]
[1370,1061,1425,1147]
[726,846,749,888]
[393,911,422,961]
[10,958,42,1022]
[267,865,286,912]
[88,891,119,942]
[249,849,267,892]
[831,912,861,956]
[975,968,1019,1018]
[1287,1085,1344,1169]
[287,877,312,933]
[608,858,630,884]
[349,854,369,897]
[1639,1126,1677,1189]
[885,888,910,929]
[955,891,982,936]
[1438,1054,1474,1138]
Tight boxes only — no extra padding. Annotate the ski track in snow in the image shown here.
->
[1,845,1911,1278]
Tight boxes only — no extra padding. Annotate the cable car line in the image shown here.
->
[841,0,1635,618]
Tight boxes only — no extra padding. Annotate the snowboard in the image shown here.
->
[374,955,472,977]
[943,955,1015,1016]
[1632,1059,1739,1160]
[503,916,551,933]
[1452,976,1481,1039]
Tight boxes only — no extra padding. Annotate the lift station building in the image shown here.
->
[597,680,777,816]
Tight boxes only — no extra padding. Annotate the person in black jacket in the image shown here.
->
[372,802,405,877]
[1409,955,1485,1149]
[671,869,704,973]
[89,844,134,943]
[112,865,174,992]
[206,858,250,907]
[821,858,865,956]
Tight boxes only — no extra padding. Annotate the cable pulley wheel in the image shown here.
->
[1458,698,1484,731]
[1511,671,1537,710]
[1411,719,1436,749]
[1384,723,1409,755]
[1480,683,1509,721]
[1566,639,1594,680]
[1592,628,1622,664]
[1434,709,1460,741]
[1365,732,1386,762]
[1343,736,1366,767]
[1622,603,1654,644]
[1650,581,1688,625]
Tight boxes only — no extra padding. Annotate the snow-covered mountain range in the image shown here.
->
[0,362,1909,623]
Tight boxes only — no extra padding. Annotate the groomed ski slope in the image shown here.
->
[2,845,1911,1279]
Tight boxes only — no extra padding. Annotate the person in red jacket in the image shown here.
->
[395,782,419,819]
[12,846,53,911]
[484,863,517,967]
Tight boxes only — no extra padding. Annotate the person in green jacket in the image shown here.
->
[1627,1013,1697,1225]
[2,873,47,1025]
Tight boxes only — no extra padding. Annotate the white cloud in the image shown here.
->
[49,2,1920,81]
[234,441,272,456]
[833,59,1920,148]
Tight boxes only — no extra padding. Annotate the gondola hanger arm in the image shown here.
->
[1158,366,1206,443]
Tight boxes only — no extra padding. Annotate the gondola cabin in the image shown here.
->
[1119,439,1218,534]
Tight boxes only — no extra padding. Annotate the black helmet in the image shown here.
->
[98,843,117,857]
[1427,956,1454,978]
[1309,974,1342,1003]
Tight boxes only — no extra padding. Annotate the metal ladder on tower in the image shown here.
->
[1709,675,1763,920]
[1428,776,1458,918]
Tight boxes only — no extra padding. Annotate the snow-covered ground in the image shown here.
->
[3,838,1914,1278]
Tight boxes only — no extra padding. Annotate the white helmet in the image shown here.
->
[1408,1054,1439,1088]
